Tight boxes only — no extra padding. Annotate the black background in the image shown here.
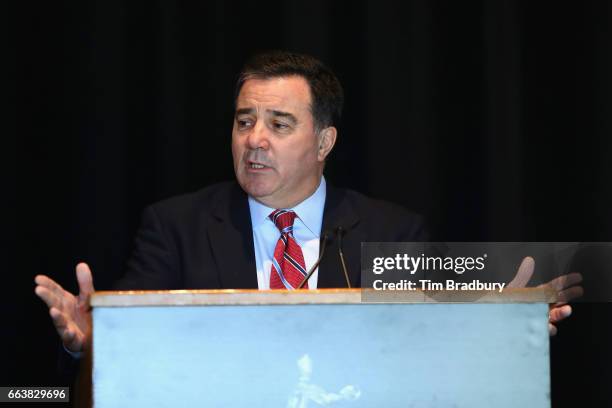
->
[5,1,612,406]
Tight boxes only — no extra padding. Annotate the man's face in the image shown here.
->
[232,76,332,208]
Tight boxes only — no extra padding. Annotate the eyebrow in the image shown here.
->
[270,110,297,125]
[234,108,298,125]
[235,108,255,116]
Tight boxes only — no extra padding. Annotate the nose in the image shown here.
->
[245,121,270,150]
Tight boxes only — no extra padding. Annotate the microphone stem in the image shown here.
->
[337,227,352,288]
[297,233,328,289]
[339,248,351,288]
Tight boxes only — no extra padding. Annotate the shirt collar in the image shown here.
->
[248,176,327,234]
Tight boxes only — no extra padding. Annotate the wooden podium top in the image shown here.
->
[90,287,556,307]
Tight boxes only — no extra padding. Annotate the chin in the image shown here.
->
[238,178,275,200]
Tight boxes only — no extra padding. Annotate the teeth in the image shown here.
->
[250,163,265,169]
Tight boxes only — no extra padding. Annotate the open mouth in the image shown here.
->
[248,161,270,170]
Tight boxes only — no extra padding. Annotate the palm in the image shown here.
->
[60,291,91,351]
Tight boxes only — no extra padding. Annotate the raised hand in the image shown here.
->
[34,263,94,353]
[508,256,583,336]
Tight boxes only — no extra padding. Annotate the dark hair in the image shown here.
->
[235,51,344,132]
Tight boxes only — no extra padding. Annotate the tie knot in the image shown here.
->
[269,210,297,234]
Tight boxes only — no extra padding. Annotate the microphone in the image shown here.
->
[298,231,330,289]
[336,226,352,288]
[297,226,352,289]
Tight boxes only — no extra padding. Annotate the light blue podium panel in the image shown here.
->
[91,290,550,408]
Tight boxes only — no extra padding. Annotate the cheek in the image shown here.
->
[279,143,318,174]
[297,142,320,162]
[231,135,242,160]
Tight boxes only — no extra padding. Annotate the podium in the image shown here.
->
[90,289,552,407]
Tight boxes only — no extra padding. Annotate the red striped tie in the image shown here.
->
[269,210,308,290]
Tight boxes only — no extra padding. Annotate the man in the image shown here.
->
[34,51,576,355]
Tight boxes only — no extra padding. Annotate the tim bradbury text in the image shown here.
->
[372,279,506,293]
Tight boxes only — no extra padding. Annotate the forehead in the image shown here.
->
[236,76,312,114]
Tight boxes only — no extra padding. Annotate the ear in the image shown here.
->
[316,126,337,162]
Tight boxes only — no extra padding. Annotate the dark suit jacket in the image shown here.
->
[114,181,427,290]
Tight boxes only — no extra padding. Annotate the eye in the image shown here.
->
[236,117,254,130]
[273,121,290,131]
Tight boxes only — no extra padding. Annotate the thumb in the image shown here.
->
[508,256,535,288]
[75,262,95,302]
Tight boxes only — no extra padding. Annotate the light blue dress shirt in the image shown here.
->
[248,177,326,289]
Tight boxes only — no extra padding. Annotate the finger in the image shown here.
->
[59,324,82,352]
[549,323,558,336]
[63,330,84,353]
[543,272,583,291]
[51,309,78,342]
[35,274,57,287]
[49,307,70,330]
[508,256,535,288]
[63,328,75,343]
[549,304,572,323]
[50,308,86,353]
[35,286,62,311]
[76,263,95,302]
[556,286,584,303]
[34,275,68,300]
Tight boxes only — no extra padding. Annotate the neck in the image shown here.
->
[256,175,323,209]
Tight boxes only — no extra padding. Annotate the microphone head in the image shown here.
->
[335,226,345,247]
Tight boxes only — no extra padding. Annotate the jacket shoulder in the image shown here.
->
[336,187,429,241]
[147,181,238,221]
[337,187,419,218]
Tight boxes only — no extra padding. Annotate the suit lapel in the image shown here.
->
[318,183,364,288]
[207,183,258,289]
